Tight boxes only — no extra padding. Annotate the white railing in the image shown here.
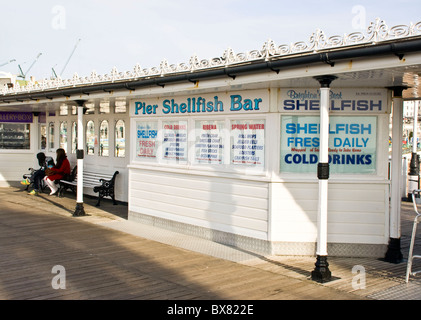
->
[2,18,421,96]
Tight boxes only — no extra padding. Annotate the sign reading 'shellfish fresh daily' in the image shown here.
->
[280,116,377,174]
[136,121,158,158]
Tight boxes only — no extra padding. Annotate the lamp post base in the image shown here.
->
[311,255,331,283]
[73,202,86,217]
[384,238,403,263]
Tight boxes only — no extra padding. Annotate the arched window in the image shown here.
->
[99,120,109,157]
[59,121,67,153]
[115,120,125,157]
[71,122,77,153]
[48,122,55,151]
[86,120,95,155]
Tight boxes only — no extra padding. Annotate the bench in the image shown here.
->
[58,168,119,207]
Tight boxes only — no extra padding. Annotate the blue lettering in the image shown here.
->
[293,154,301,164]
[206,101,214,112]
[230,95,242,111]
[162,100,171,114]
[286,123,296,134]
[349,124,360,134]
[254,98,262,110]
[309,100,319,110]
[243,99,253,110]
[308,123,318,134]
[357,100,368,110]
[135,102,143,115]
[370,100,382,111]
[134,102,157,115]
[284,100,295,110]
[171,100,179,113]
[214,96,224,112]
[361,124,371,134]
[137,129,157,139]
[180,103,187,113]
[295,100,308,110]
[284,154,318,164]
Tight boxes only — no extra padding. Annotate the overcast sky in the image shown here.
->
[1,0,420,80]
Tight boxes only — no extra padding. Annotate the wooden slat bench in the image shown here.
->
[58,169,119,207]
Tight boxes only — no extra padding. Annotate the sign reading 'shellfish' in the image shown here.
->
[279,88,388,113]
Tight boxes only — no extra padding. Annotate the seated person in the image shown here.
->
[43,148,71,196]
[21,152,55,195]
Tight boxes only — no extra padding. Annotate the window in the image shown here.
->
[280,115,377,174]
[99,100,110,114]
[59,121,68,153]
[162,121,188,163]
[115,120,125,157]
[86,120,95,155]
[59,104,68,116]
[99,120,109,156]
[194,120,225,164]
[48,122,55,151]
[230,119,265,168]
[39,124,46,150]
[71,122,77,153]
[136,121,157,160]
[0,123,30,149]
[84,102,95,115]
[115,98,127,113]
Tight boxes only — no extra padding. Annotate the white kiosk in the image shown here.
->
[1,18,421,282]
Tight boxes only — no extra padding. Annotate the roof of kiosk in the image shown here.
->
[1,18,421,111]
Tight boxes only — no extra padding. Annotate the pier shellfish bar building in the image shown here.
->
[1,18,421,264]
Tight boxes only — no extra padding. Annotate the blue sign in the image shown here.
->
[280,116,377,174]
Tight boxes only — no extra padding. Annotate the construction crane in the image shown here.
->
[52,38,81,79]
[17,53,42,79]
[0,59,16,67]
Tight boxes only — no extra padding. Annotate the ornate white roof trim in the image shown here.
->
[2,18,421,96]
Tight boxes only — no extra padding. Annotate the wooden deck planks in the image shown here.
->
[2,186,420,300]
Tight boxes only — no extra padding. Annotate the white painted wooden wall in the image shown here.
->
[129,168,269,240]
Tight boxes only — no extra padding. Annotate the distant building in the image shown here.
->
[0,71,15,89]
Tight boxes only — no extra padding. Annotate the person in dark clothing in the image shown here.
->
[22,152,55,195]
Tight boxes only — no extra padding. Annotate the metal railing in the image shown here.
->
[406,189,421,282]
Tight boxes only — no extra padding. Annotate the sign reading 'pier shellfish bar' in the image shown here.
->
[131,90,269,116]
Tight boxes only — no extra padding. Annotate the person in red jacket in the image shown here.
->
[43,148,71,195]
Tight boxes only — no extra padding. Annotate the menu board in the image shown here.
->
[162,121,188,161]
[195,120,225,164]
[136,121,158,159]
[230,119,265,167]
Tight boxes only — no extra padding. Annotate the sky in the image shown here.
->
[1,0,420,81]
